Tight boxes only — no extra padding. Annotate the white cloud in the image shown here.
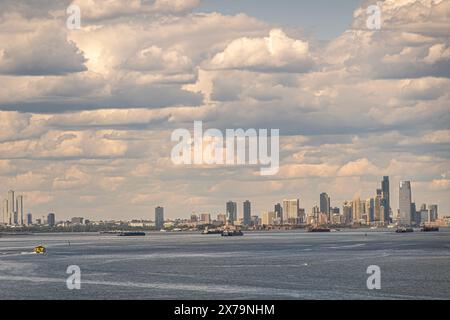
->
[210,29,315,72]
[0,16,87,75]
[0,0,449,219]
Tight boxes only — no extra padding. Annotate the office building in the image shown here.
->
[216,213,227,225]
[429,205,438,222]
[47,213,56,227]
[261,211,276,226]
[320,193,331,217]
[381,176,390,222]
[155,206,164,230]
[16,195,24,225]
[26,213,33,226]
[226,201,237,225]
[410,202,418,225]
[200,213,211,224]
[282,199,299,224]
[71,217,84,224]
[343,201,353,224]
[399,181,412,226]
[420,205,429,224]
[8,190,15,224]
[243,200,251,226]
[366,198,375,223]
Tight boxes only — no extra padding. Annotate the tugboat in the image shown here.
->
[33,245,46,254]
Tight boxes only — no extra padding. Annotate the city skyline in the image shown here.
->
[0,0,449,220]
[1,176,442,226]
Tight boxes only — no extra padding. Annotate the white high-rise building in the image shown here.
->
[282,199,299,224]
[399,181,412,226]
[16,195,24,225]
[2,191,25,226]
[7,190,15,225]
[261,211,276,225]
[2,199,9,225]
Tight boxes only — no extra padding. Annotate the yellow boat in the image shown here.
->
[33,245,46,254]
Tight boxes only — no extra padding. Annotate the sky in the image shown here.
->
[196,0,365,40]
[0,0,449,221]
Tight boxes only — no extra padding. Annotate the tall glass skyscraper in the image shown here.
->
[47,213,56,227]
[320,193,331,218]
[274,203,283,222]
[381,176,390,223]
[226,201,237,225]
[8,190,14,225]
[243,200,251,226]
[399,181,412,226]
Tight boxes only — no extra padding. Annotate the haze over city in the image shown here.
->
[0,0,449,221]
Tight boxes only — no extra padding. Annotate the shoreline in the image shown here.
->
[1,227,449,237]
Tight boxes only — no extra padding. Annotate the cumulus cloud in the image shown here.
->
[327,0,450,79]
[0,0,450,219]
[0,17,87,75]
[209,29,315,72]
[0,130,128,159]
[125,45,193,73]
[337,159,381,177]
[70,0,201,20]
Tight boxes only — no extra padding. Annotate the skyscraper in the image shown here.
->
[226,201,237,225]
[352,198,363,223]
[2,199,9,225]
[342,201,353,224]
[8,190,15,225]
[26,213,33,226]
[16,195,24,226]
[381,176,390,222]
[155,206,164,230]
[366,198,375,223]
[375,189,383,222]
[261,211,276,225]
[47,213,56,227]
[274,203,283,223]
[420,204,429,224]
[410,202,418,226]
[399,181,412,226]
[243,200,251,226]
[320,193,331,218]
[200,213,211,224]
[429,205,438,222]
[282,199,299,224]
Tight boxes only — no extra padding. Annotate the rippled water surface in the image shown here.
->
[1,230,449,299]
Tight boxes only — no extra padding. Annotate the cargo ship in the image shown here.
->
[395,227,414,233]
[221,230,243,237]
[421,226,439,232]
[308,227,331,232]
[118,231,146,236]
[202,227,221,235]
